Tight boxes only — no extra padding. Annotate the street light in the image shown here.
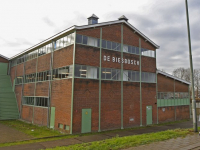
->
[185,0,198,132]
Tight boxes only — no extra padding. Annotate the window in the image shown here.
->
[107,41,111,49]
[53,66,72,80]
[83,36,88,44]
[36,97,48,107]
[16,76,23,84]
[24,73,36,83]
[123,45,128,52]
[76,34,82,43]
[123,70,128,81]
[54,33,75,50]
[23,97,34,105]
[101,68,120,80]
[102,40,106,48]
[75,65,98,79]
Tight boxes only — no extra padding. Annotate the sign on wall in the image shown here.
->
[103,55,139,65]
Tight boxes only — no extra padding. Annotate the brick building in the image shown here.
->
[3,14,190,134]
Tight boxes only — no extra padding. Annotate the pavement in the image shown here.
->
[125,134,200,150]
[0,120,199,150]
[0,123,33,143]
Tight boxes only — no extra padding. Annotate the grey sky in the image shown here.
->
[0,0,199,74]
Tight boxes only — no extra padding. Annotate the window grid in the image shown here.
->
[158,92,189,99]
[23,97,49,107]
[76,34,155,57]
[11,32,75,67]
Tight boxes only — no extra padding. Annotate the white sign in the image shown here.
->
[103,55,139,65]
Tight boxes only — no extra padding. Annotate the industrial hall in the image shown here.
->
[0,14,190,134]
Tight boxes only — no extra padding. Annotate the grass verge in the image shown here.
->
[46,128,194,150]
[0,119,192,148]
[0,120,63,138]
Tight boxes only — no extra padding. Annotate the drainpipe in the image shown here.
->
[70,31,76,134]
[32,51,39,124]
[139,38,142,126]
[121,24,124,129]
[98,28,102,132]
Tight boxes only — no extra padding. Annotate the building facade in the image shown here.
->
[4,15,190,134]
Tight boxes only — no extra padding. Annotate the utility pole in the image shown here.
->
[185,0,198,132]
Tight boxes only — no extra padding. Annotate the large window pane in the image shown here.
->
[102,40,106,48]
[111,69,117,80]
[107,41,111,49]
[123,70,128,81]
[101,68,106,79]
[123,45,128,52]
[106,69,111,79]
[83,36,88,44]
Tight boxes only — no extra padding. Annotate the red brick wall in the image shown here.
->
[123,24,156,50]
[25,59,37,74]
[158,106,175,123]
[158,106,190,123]
[175,81,188,92]
[141,57,156,73]
[21,105,33,122]
[123,82,140,127]
[73,79,99,133]
[75,44,100,67]
[101,80,121,130]
[157,74,174,92]
[176,106,190,120]
[0,56,9,63]
[33,107,48,126]
[51,79,72,133]
[36,82,49,96]
[37,53,51,72]
[157,74,189,92]
[141,83,157,125]
[53,45,73,69]
[16,63,24,77]
[77,28,100,38]
[10,66,16,86]
[23,83,35,96]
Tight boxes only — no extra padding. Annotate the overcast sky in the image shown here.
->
[0,0,199,74]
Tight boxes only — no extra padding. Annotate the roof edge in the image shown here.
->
[9,25,76,60]
[0,54,9,60]
[75,20,160,49]
[9,19,160,60]
[157,70,190,85]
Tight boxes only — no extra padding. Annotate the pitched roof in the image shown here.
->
[87,14,99,19]
[118,15,128,21]
[0,54,9,60]
[10,19,160,60]
[157,70,190,85]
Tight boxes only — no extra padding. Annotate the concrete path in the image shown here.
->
[0,123,33,143]
[0,120,198,150]
[125,134,200,150]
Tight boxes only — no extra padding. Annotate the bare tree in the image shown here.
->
[172,68,200,98]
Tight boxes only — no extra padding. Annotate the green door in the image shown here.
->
[50,107,55,129]
[81,108,91,133]
[146,106,152,125]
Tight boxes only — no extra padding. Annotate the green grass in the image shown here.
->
[0,134,78,147]
[0,120,63,138]
[46,128,194,150]
[0,119,193,148]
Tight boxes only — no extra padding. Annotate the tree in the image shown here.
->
[172,68,200,98]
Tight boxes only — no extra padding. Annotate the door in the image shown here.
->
[81,108,91,133]
[50,107,55,129]
[146,106,152,125]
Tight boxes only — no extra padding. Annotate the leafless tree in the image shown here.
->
[172,68,200,97]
